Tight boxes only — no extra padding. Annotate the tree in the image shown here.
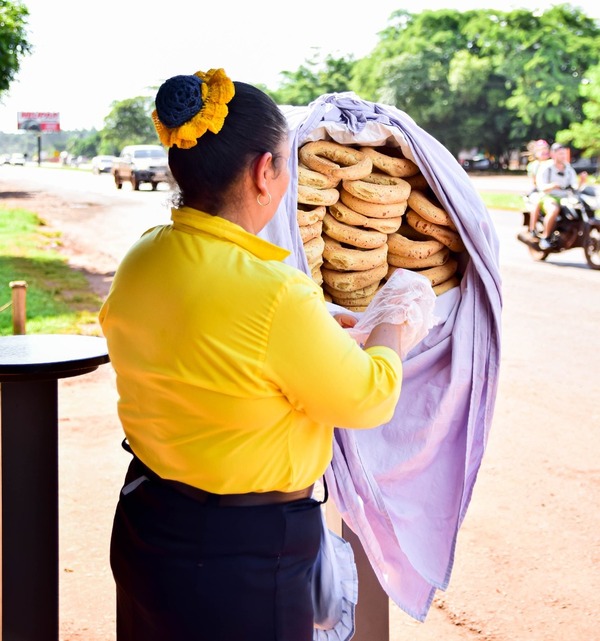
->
[0,0,31,97]
[100,96,159,153]
[498,6,599,136]
[269,50,356,106]
[66,130,102,159]
[555,62,600,157]
[350,5,600,159]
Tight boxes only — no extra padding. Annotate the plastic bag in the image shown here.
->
[312,510,357,641]
[346,269,439,358]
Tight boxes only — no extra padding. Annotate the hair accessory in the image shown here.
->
[152,68,235,149]
[257,192,272,207]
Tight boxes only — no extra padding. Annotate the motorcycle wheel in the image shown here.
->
[583,226,600,270]
[528,246,549,261]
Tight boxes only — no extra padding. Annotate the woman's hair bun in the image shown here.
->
[155,75,203,128]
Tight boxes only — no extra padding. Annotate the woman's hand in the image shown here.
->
[333,313,358,329]
[364,322,403,357]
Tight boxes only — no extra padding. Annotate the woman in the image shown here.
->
[526,139,550,235]
[99,68,404,641]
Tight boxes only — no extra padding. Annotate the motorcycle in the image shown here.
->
[516,185,600,270]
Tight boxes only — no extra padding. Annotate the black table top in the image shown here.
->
[0,334,110,382]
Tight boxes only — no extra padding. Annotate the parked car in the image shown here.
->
[570,156,598,175]
[460,154,491,171]
[91,155,116,174]
[9,153,26,166]
[112,144,170,190]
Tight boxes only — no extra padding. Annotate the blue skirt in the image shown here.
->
[111,458,322,641]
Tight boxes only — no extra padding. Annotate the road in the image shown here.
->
[1,165,599,641]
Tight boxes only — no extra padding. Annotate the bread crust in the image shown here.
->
[340,188,408,219]
[323,235,388,272]
[342,173,411,205]
[299,141,373,180]
[322,213,388,250]
[406,210,465,253]
[359,146,420,178]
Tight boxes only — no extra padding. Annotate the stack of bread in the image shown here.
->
[296,204,326,285]
[296,140,466,309]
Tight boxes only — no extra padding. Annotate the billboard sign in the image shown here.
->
[17,112,61,132]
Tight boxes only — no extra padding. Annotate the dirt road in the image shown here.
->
[1,170,599,641]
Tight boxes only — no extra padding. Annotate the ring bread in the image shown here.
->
[418,258,459,287]
[322,213,388,249]
[323,235,388,272]
[302,235,325,265]
[359,146,420,178]
[387,230,445,259]
[433,275,460,296]
[323,280,380,300]
[298,164,341,189]
[342,173,411,205]
[340,188,408,219]
[322,262,388,292]
[387,246,450,268]
[329,200,403,233]
[299,220,323,244]
[297,205,326,227]
[299,140,373,180]
[297,184,340,207]
[328,288,379,307]
[406,210,466,253]
[408,190,456,229]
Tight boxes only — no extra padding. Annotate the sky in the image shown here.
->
[1,0,599,133]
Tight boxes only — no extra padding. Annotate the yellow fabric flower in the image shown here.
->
[152,68,235,149]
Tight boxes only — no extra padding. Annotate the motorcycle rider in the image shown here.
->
[536,143,587,251]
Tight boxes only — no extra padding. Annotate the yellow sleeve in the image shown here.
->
[265,275,402,429]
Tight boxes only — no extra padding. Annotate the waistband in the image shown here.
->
[162,479,315,507]
[122,440,315,507]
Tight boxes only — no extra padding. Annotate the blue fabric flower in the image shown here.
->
[155,75,203,128]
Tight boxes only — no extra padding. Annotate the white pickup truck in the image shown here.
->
[112,144,171,191]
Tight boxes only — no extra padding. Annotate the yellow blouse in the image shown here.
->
[99,206,402,493]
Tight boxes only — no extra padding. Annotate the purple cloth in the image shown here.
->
[261,93,502,622]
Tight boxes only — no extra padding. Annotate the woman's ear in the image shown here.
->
[253,151,273,197]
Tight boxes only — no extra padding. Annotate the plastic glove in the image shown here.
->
[346,269,439,358]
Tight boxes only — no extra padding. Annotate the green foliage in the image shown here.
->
[556,62,600,157]
[269,51,356,106]
[0,0,31,96]
[100,96,159,154]
[0,207,103,335]
[67,130,102,159]
[501,6,599,132]
[350,5,600,158]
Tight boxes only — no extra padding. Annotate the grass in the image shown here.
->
[478,191,525,211]
[0,207,104,336]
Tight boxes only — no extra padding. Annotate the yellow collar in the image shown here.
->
[171,206,290,262]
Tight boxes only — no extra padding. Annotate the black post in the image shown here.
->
[1,379,60,641]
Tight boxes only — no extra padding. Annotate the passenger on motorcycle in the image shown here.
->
[536,143,587,251]
[525,139,551,235]
[526,139,550,193]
